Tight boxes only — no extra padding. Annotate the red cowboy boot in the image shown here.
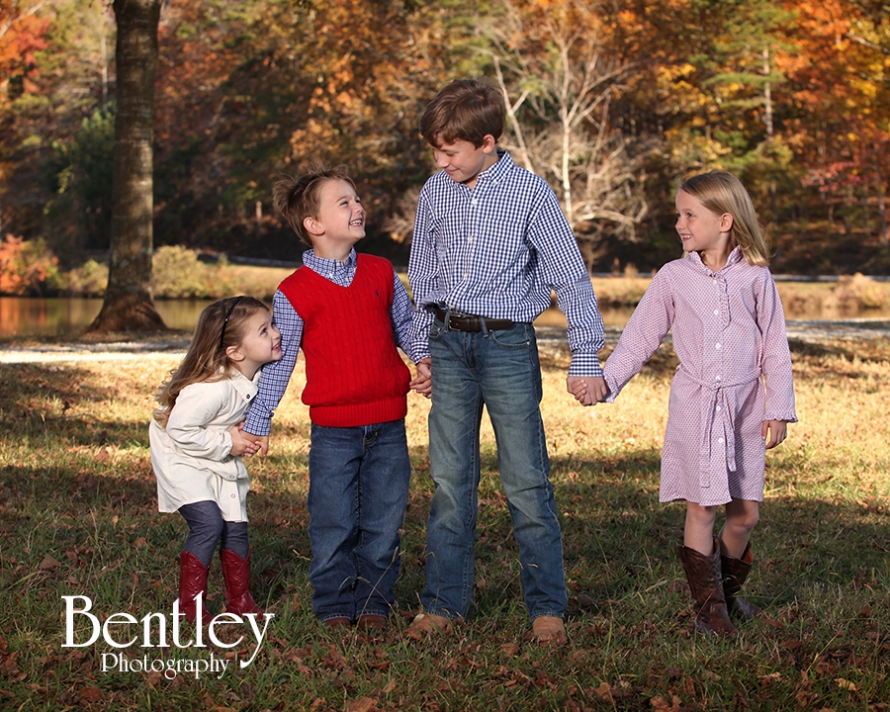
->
[220,548,264,616]
[178,550,212,624]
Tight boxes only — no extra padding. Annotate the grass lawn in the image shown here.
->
[0,333,888,711]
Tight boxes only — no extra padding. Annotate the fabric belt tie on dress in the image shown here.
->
[677,366,761,490]
[434,306,514,332]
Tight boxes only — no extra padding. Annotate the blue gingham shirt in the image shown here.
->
[406,149,605,376]
[243,248,414,436]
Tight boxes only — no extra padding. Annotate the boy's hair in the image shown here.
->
[420,78,505,148]
[273,164,356,246]
[153,296,270,427]
[679,171,770,267]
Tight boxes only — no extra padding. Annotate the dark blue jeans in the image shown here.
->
[421,319,568,621]
[307,419,411,622]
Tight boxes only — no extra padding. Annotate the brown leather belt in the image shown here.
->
[434,307,514,332]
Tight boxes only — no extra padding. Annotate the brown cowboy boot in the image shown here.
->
[220,548,264,616]
[721,542,762,620]
[678,538,738,636]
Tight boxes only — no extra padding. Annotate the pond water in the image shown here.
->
[0,297,637,337]
[0,297,213,337]
[0,296,887,338]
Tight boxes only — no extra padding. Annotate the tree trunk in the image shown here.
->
[88,0,165,333]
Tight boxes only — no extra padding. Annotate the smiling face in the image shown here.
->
[432,135,498,188]
[228,309,281,379]
[303,178,366,257]
[675,189,734,270]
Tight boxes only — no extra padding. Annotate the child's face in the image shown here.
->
[231,309,281,378]
[305,179,365,247]
[432,135,498,189]
[675,189,733,261]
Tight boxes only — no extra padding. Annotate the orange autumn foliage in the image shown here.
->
[0,234,59,295]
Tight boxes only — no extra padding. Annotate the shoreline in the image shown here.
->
[1,318,888,364]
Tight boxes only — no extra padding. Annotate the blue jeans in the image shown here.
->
[308,419,411,622]
[421,318,567,622]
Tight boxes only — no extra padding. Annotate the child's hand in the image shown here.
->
[762,419,788,449]
[239,425,270,457]
[566,376,608,406]
[410,358,432,399]
[567,376,590,403]
[228,424,262,458]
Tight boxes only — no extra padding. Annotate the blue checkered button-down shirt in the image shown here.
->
[406,150,605,376]
[243,248,414,436]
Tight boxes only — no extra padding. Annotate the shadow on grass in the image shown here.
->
[0,362,146,448]
[789,334,890,365]
[2,444,889,710]
[0,461,313,622]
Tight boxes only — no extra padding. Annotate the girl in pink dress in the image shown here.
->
[573,171,797,636]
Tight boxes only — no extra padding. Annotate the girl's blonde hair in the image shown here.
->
[679,171,770,266]
[153,296,270,427]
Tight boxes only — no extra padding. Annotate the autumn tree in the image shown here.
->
[483,0,648,269]
[0,0,51,236]
[88,0,164,332]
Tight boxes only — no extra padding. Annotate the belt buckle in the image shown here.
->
[453,311,478,331]
[440,307,473,331]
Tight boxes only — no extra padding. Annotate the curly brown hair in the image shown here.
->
[152,296,270,427]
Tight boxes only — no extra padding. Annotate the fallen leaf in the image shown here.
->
[500,642,520,657]
[779,640,803,650]
[763,617,787,629]
[594,681,613,700]
[346,698,379,712]
[39,555,61,571]
[835,678,857,691]
[79,686,104,702]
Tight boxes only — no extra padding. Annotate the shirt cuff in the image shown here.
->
[567,353,604,378]
[242,413,272,437]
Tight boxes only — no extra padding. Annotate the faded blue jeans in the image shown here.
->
[421,317,568,622]
[308,419,411,622]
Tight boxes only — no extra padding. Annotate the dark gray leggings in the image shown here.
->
[178,500,249,568]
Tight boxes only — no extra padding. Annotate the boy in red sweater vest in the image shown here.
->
[243,165,429,631]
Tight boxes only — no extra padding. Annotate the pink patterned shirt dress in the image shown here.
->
[603,248,797,506]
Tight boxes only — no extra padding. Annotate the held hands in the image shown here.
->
[238,424,270,457]
[410,358,432,399]
[566,375,609,406]
[228,424,262,457]
[762,419,788,449]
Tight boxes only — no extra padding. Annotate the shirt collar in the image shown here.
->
[479,148,513,186]
[726,246,743,266]
[301,247,357,272]
[446,148,513,191]
[221,367,260,397]
[689,246,743,274]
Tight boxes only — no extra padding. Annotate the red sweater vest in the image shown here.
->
[278,254,410,427]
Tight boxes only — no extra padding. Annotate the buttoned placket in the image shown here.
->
[686,258,753,492]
